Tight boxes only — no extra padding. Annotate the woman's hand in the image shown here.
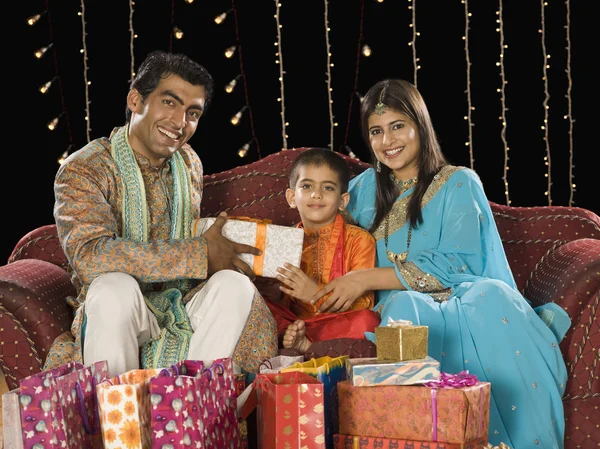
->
[309,270,368,313]
[276,263,319,303]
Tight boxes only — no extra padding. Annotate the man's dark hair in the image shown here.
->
[125,50,214,123]
[288,148,351,193]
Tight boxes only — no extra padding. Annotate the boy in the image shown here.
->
[267,148,381,354]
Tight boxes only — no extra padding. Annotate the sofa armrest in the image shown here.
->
[0,259,76,388]
[523,238,600,401]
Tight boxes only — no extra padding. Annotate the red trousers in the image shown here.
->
[266,299,380,343]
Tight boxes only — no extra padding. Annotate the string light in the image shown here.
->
[230,0,261,160]
[225,75,241,93]
[47,112,65,131]
[34,43,53,59]
[27,12,46,26]
[238,141,254,158]
[461,0,475,170]
[58,150,69,165]
[39,77,57,94]
[342,0,365,158]
[78,3,92,142]
[274,0,288,148]
[324,0,336,150]
[128,0,136,80]
[564,0,575,206]
[183,0,194,3]
[230,105,248,125]
[361,45,372,57]
[408,0,419,86]
[539,1,552,205]
[496,6,511,205]
[173,26,184,39]
[214,9,232,24]
[224,45,237,59]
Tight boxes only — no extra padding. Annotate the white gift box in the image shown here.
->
[193,217,304,278]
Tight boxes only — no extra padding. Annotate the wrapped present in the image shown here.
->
[337,372,490,444]
[333,434,489,448]
[96,368,162,449]
[240,371,326,449]
[18,360,109,449]
[281,356,348,449]
[2,388,24,449]
[346,356,440,386]
[375,318,428,361]
[193,216,304,278]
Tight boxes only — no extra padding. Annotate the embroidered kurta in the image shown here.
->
[46,126,277,372]
[267,213,380,342]
[347,165,570,449]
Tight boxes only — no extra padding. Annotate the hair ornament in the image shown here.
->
[374,85,388,115]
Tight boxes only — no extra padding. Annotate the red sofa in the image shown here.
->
[1,148,599,448]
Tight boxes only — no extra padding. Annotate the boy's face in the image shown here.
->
[286,164,350,229]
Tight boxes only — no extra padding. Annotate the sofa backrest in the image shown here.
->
[9,148,600,295]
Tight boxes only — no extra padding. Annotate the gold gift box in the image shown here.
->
[375,324,428,361]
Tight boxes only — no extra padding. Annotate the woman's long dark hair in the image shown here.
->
[360,79,447,232]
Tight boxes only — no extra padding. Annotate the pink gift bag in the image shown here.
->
[150,358,242,448]
[18,360,109,449]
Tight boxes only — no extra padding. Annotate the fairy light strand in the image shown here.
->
[540,0,552,205]
[169,0,176,51]
[564,0,575,206]
[129,0,135,80]
[324,0,335,150]
[232,0,261,159]
[408,0,418,87]
[343,0,365,151]
[496,5,511,205]
[274,0,287,149]
[44,0,75,157]
[462,0,475,169]
[79,0,91,142]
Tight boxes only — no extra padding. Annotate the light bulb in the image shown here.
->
[27,14,41,26]
[238,143,250,157]
[230,111,242,125]
[214,12,227,24]
[39,79,54,94]
[34,44,53,59]
[224,46,237,59]
[362,45,372,57]
[48,117,59,131]
[58,150,69,165]
[173,27,184,40]
[225,77,237,93]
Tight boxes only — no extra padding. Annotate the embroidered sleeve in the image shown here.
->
[54,144,208,288]
[396,261,446,292]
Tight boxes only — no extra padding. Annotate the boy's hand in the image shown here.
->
[276,263,318,303]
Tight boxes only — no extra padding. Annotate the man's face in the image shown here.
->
[127,74,207,166]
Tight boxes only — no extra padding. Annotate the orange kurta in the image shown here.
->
[267,213,380,343]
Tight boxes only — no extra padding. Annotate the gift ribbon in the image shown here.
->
[423,371,479,442]
[76,377,100,435]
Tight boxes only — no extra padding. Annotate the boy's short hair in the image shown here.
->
[288,148,351,193]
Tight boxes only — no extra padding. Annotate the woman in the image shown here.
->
[310,79,570,449]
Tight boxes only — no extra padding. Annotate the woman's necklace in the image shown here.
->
[385,214,412,264]
[390,173,418,193]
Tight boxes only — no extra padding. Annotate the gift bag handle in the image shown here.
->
[258,359,273,371]
[76,378,100,435]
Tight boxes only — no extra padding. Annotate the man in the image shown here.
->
[50,50,277,376]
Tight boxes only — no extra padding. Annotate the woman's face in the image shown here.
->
[367,108,420,181]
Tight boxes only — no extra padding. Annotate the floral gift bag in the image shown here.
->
[96,368,162,449]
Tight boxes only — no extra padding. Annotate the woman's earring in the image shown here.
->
[376,160,381,173]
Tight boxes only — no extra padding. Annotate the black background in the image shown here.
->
[6,0,597,263]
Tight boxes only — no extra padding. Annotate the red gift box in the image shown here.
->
[333,434,489,448]
[337,378,490,444]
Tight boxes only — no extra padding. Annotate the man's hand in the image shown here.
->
[203,212,262,279]
[308,270,368,313]
[276,263,319,303]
